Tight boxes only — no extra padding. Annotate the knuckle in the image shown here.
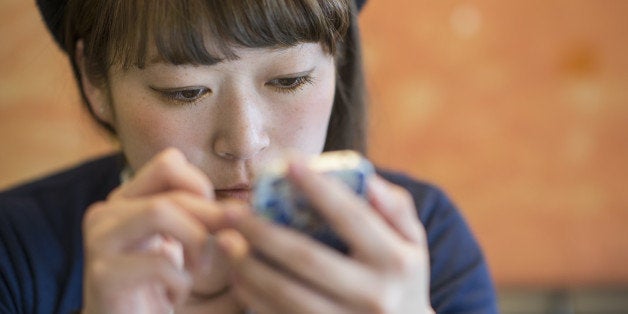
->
[86,259,110,283]
[167,190,192,204]
[361,281,407,314]
[144,198,174,225]
[83,202,103,225]
[82,202,110,236]
[388,250,416,273]
[82,226,100,249]
[107,186,124,200]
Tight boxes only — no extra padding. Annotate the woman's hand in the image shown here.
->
[81,148,241,314]
[218,161,435,314]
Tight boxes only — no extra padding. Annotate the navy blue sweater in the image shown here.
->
[0,153,497,313]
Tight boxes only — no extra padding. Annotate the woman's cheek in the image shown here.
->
[113,98,190,170]
[277,93,333,153]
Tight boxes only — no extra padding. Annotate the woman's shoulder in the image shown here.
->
[1,152,124,199]
[0,153,124,312]
[0,153,124,204]
[0,152,124,231]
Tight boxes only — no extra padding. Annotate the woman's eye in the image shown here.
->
[268,75,313,93]
[159,88,210,103]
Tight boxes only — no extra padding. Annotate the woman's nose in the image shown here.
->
[212,92,270,161]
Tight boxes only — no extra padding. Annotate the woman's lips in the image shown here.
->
[214,189,252,202]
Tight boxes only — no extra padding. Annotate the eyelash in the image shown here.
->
[160,88,210,104]
[267,75,314,93]
[155,74,314,104]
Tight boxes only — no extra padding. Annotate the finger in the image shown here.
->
[226,214,380,305]
[111,148,213,200]
[367,175,425,244]
[219,235,342,314]
[215,229,250,263]
[86,252,193,307]
[84,194,212,267]
[286,160,401,263]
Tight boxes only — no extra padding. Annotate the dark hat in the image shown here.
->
[355,0,368,11]
[36,0,369,53]
[36,0,66,49]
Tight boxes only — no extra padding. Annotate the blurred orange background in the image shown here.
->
[1,0,627,289]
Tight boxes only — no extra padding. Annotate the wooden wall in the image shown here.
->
[1,0,627,288]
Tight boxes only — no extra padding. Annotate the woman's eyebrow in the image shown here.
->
[144,54,226,68]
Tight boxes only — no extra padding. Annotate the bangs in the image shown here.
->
[74,0,350,71]
[65,0,365,152]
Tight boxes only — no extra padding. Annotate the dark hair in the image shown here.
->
[64,0,367,154]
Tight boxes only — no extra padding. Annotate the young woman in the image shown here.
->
[0,0,497,313]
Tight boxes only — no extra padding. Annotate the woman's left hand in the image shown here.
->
[217,161,435,314]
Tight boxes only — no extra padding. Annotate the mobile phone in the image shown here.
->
[252,150,375,253]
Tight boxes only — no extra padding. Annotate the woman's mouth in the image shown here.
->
[214,184,253,202]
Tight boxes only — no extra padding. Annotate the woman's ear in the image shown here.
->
[75,40,113,124]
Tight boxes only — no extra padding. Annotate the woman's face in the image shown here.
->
[90,43,336,200]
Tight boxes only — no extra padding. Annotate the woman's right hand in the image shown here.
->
[80,148,237,314]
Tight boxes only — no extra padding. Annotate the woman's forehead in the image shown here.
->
[146,41,326,66]
[141,43,328,69]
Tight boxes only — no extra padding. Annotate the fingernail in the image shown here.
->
[218,229,244,255]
